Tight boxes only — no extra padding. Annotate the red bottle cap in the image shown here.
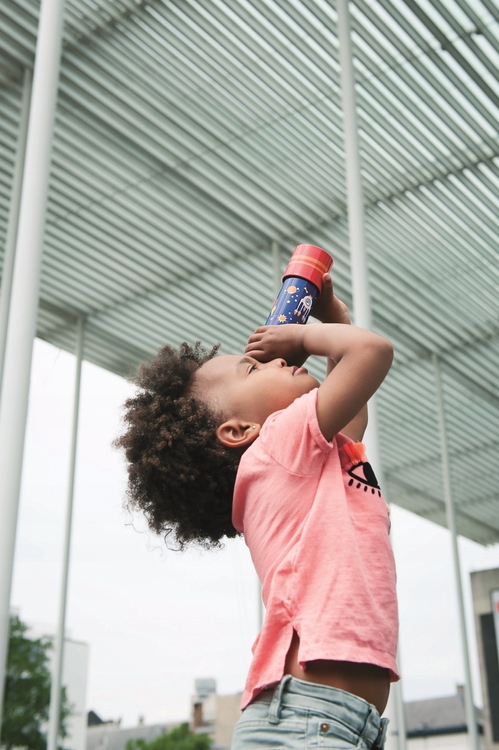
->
[283,245,333,293]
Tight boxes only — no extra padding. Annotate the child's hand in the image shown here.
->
[312,273,351,325]
[245,325,308,366]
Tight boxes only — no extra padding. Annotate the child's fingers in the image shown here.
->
[250,326,270,336]
[244,343,267,361]
[245,339,264,354]
[246,333,264,345]
[246,329,278,358]
[245,339,263,349]
[246,349,265,360]
[245,340,266,355]
[246,327,269,345]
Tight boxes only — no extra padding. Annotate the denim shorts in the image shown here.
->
[231,675,389,749]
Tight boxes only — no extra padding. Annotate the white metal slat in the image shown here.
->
[78,38,348,217]
[55,76,282,232]
[53,107,268,242]
[376,0,499,131]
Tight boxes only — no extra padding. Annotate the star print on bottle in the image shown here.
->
[266,278,318,325]
[266,244,333,326]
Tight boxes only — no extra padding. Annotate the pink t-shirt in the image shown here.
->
[232,389,399,709]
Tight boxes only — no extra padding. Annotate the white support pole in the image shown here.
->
[336,0,371,332]
[256,577,264,631]
[0,0,66,728]
[336,0,382,465]
[47,317,85,750]
[271,240,281,296]
[336,2,406,747]
[0,68,33,397]
[432,355,479,750]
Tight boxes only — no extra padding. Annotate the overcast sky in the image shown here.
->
[10,338,499,728]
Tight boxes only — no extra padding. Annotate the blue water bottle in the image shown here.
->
[266,244,333,325]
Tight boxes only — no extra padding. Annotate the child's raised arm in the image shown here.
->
[311,274,368,441]
[245,322,393,442]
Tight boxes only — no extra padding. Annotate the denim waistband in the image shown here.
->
[252,675,388,749]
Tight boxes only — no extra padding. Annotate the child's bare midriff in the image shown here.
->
[284,631,390,715]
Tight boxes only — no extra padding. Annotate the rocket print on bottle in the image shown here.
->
[267,277,320,325]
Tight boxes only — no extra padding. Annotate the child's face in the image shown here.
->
[194,354,319,432]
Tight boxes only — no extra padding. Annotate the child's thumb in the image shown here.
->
[322,272,333,291]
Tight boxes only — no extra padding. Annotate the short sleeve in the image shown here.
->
[258,389,333,475]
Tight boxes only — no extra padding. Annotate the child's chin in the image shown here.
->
[303,377,320,391]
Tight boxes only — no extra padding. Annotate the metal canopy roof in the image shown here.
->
[1,0,499,544]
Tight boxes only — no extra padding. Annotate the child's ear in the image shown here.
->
[216,419,260,448]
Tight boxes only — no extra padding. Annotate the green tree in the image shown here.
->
[126,723,212,750]
[1,614,71,750]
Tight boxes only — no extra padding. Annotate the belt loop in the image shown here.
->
[360,705,382,750]
[373,717,389,749]
[268,675,292,725]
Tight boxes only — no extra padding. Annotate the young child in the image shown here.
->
[116,272,398,750]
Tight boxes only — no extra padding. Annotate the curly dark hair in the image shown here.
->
[114,342,241,548]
